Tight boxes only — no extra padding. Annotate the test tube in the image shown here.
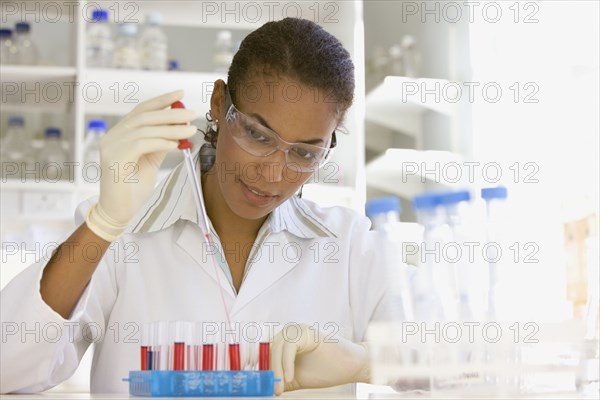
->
[171,321,192,371]
[155,321,170,370]
[202,343,215,370]
[229,343,241,371]
[140,322,150,370]
[259,342,270,370]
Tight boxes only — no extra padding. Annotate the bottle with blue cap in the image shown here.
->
[411,191,457,322]
[39,127,67,180]
[84,119,107,173]
[366,196,401,231]
[113,23,140,69]
[481,186,508,321]
[13,22,38,65]
[87,9,113,68]
[139,12,168,71]
[0,29,15,65]
[480,187,518,388]
[438,190,478,322]
[1,116,33,179]
[366,196,414,322]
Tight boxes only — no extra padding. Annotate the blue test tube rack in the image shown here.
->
[125,370,276,397]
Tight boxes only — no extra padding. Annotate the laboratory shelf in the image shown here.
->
[0,65,78,113]
[0,65,77,80]
[366,148,461,199]
[365,76,455,137]
[82,69,226,116]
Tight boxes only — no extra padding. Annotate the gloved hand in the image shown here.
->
[86,90,198,242]
[271,324,371,395]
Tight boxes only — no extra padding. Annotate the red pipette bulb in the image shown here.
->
[171,100,193,150]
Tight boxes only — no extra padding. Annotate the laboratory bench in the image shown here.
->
[1,389,598,400]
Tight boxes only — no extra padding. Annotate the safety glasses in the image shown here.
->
[223,87,337,173]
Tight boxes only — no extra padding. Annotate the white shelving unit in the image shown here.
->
[363,2,473,211]
[1,1,366,230]
[365,76,461,198]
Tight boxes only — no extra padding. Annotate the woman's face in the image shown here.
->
[209,76,338,221]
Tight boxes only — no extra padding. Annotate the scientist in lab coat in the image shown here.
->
[1,18,400,394]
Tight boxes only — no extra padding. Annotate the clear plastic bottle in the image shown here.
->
[1,116,32,179]
[139,12,167,70]
[113,23,140,69]
[439,190,475,321]
[39,127,67,181]
[480,186,515,389]
[213,30,233,72]
[13,22,38,65]
[481,186,508,321]
[0,29,15,65]
[412,192,455,322]
[87,9,113,68]
[83,119,107,168]
[366,196,414,322]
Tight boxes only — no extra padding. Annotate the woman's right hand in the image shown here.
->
[86,90,198,242]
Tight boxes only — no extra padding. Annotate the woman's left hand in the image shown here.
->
[270,324,371,395]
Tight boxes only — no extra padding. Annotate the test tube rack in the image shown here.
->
[125,370,276,397]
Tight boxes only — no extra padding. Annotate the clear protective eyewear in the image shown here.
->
[223,87,337,173]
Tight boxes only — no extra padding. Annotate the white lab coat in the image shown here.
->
[1,192,402,394]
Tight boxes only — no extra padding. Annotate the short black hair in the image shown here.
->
[204,17,355,147]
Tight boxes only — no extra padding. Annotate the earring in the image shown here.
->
[211,119,219,132]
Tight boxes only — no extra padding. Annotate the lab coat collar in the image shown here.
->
[125,143,339,240]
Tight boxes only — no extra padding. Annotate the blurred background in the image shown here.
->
[1,0,598,395]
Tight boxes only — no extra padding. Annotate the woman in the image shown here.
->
[1,18,398,394]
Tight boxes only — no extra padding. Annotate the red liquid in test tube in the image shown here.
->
[229,343,241,371]
[202,344,214,370]
[259,342,270,370]
[140,346,148,370]
[174,342,185,370]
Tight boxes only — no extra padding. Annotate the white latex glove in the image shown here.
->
[86,90,198,242]
[271,324,371,395]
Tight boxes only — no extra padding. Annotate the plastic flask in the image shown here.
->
[439,190,476,321]
[481,186,508,321]
[412,192,456,322]
[87,9,113,68]
[366,196,414,322]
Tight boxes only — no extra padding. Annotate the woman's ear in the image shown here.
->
[210,79,227,121]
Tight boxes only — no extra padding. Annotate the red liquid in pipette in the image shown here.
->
[202,344,214,370]
[174,342,185,370]
[229,343,241,371]
[259,342,270,370]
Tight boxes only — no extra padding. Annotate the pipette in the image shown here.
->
[171,101,211,236]
[171,101,236,367]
